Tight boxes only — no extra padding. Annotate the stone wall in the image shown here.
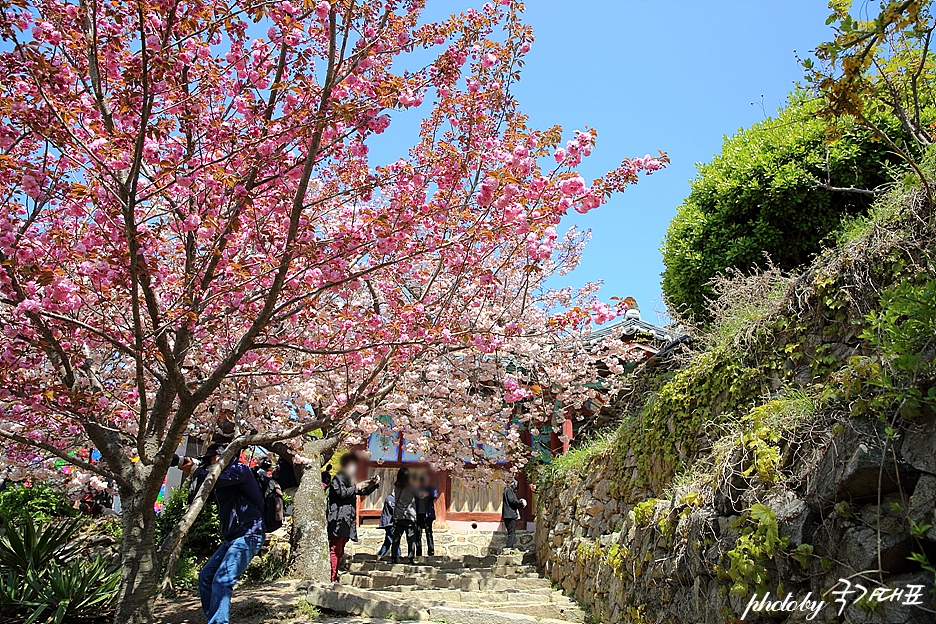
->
[347,527,535,558]
[534,414,936,623]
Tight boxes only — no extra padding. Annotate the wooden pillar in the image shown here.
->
[561,418,573,453]
[436,470,449,524]
[355,457,369,526]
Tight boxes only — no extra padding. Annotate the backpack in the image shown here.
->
[253,468,285,533]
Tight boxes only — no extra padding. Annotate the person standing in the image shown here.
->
[389,467,418,564]
[415,474,439,557]
[376,493,400,558]
[327,454,379,583]
[501,478,527,551]
[173,443,265,624]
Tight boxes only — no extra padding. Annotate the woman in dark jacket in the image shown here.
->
[327,454,379,583]
[389,467,419,564]
[501,478,526,550]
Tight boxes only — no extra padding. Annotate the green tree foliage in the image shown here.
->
[806,0,936,202]
[661,96,901,321]
[0,484,77,525]
[155,484,220,560]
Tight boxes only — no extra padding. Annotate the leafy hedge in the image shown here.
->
[661,94,902,321]
[155,483,221,560]
[0,483,77,524]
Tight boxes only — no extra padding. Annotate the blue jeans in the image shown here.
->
[198,533,264,624]
[377,526,400,558]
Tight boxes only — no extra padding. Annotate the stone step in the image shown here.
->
[364,587,586,622]
[307,583,583,624]
[372,586,562,602]
[349,564,539,582]
[307,583,425,621]
[488,603,586,622]
[349,552,536,567]
[348,560,540,576]
[346,571,552,592]
[346,529,536,558]
[374,585,557,598]
[423,604,579,624]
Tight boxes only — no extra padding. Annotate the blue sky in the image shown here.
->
[368,1,837,322]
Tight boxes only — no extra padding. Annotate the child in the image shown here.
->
[377,493,400,558]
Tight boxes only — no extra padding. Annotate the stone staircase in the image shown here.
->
[306,551,586,624]
[345,527,536,558]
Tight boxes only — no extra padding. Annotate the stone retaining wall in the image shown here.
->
[534,415,936,623]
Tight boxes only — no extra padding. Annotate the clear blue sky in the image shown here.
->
[368,1,836,322]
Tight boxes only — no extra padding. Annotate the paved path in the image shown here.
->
[155,579,420,624]
[157,552,585,624]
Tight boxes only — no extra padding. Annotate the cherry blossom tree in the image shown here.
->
[0,0,665,620]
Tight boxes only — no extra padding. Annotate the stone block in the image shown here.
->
[908,473,936,541]
[584,503,605,516]
[306,583,427,620]
[807,423,917,507]
[902,414,936,474]
[833,497,913,574]
[593,478,612,502]
[764,489,810,545]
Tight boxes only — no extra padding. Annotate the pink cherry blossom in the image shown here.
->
[0,1,665,617]
[315,1,330,20]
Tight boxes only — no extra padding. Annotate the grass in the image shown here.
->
[293,598,321,620]
[537,428,616,488]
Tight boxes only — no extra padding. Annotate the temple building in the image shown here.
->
[355,299,686,530]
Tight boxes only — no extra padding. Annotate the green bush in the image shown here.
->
[170,555,201,591]
[0,515,118,624]
[155,482,221,559]
[662,94,903,321]
[831,277,936,420]
[0,483,77,524]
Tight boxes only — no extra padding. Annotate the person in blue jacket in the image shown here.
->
[174,443,265,624]
[376,493,400,558]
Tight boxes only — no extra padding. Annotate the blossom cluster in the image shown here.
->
[0,0,665,490]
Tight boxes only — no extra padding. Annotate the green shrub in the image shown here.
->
[830,277,936,420]
[0,515,118,623]
[155,482,221,559]
[717,504,789,598]
[662,94,903,321]
[170,555,201,591]
[0,483,77,524]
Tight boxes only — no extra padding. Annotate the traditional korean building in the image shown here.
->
[355,299,687,530]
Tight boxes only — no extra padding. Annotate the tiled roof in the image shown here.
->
[586,317,687,345]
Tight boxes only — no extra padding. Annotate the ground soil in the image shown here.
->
[153,578,412,624]
[154,578,310,624]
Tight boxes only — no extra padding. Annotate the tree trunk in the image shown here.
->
[114,485,162,624]
[291,438,338,580]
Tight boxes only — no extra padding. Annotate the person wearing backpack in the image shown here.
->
[252,457,285,533]
[173,443,265,624]
[327,453,379,583]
